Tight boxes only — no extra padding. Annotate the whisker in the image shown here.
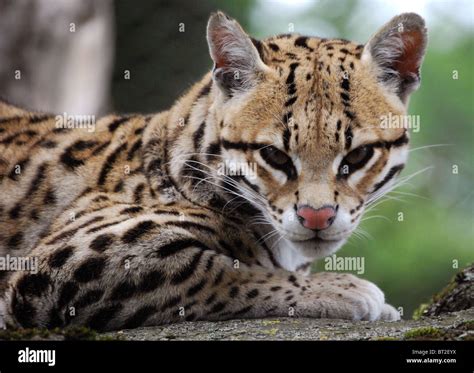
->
[366,166,433,206]
[182,159,267,206]
[182,174,261,211]
[361,215,391,223]
[390,190,428,200]
[409,143,451,153]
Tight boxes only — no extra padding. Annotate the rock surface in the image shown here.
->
[103,308,474,341]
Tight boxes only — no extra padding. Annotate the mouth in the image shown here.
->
[260,224,348,262]
[317,228,354,241]
[285,233,346,260]
[277,228,316,242]
[300,235,342,244]
[279,228,342,243]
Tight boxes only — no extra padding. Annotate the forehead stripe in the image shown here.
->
[286,62,299,96]
[282,127,291,152]
[344,126,353,150]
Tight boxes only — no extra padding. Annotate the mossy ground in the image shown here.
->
[413,263,473,318]
[403,322,474,341]
[404,326,443,340]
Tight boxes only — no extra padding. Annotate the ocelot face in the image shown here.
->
[208,12,426,259]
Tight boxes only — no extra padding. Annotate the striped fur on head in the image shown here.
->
[175,11,427,262]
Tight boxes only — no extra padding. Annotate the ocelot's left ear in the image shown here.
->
[362,13,427,104]
[207,11,269,97]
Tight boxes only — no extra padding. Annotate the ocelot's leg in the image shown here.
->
[2,230,398,331]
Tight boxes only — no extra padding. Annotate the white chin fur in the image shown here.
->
[269,235,346,272]
[264,207,351,271]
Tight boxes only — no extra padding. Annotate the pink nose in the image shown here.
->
[296,206,336,231]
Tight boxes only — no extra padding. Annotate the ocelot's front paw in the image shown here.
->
[312,273,400,321]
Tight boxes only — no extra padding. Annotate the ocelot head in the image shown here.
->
[206,12,427,260]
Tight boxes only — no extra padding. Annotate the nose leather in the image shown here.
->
[297,206,336,230]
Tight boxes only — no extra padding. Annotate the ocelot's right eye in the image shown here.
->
[259,146,297,181]
[259,146,291,167]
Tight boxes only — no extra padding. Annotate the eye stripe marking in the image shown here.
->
[371,132,409,150]
[346,131,408,153]
[221,139,265,151]
[205,141,221,161]
[371,164,404,193]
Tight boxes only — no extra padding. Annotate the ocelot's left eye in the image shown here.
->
[344,146,370,166]
[260,146,291,166]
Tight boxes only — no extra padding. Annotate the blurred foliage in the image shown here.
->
[112,0,253,113]
[112,0,473,318]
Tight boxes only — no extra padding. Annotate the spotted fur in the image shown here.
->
[0,12,427,331]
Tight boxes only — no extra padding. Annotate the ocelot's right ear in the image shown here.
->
[206,11,269,97]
